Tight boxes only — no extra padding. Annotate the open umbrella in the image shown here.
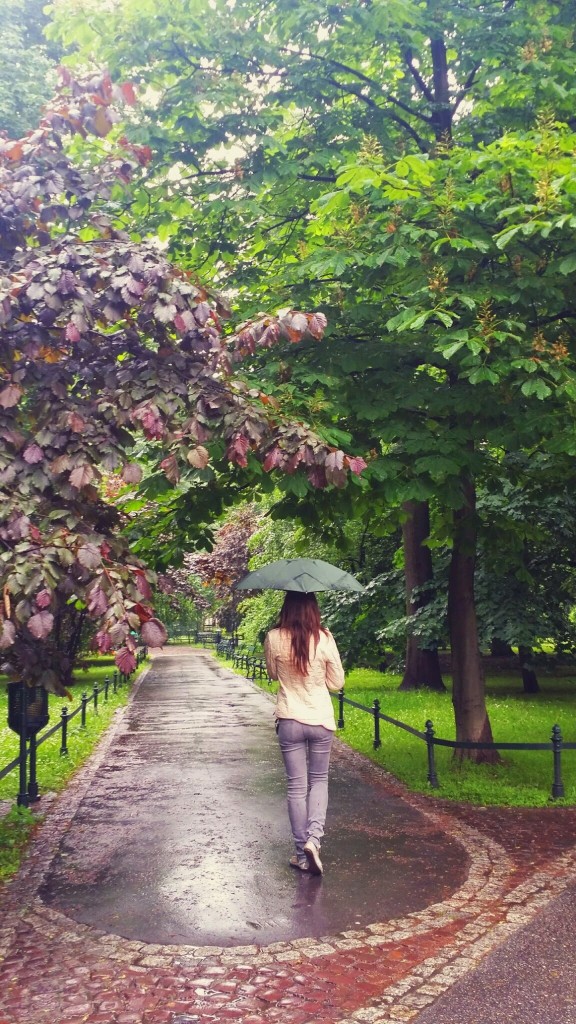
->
[234,558,364,594]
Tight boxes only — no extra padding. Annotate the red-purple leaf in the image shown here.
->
[287,312,309,337]
[88,585,108,616]
[115,646,136,674]
[134,571,152,600]
[110,622,129,646]
[160,454,179,484]
[194,301,212,326]
[65,322,81,343]
[95,630,114,653]
[0,620,16,649]
[227,434,250,467]
[346,455,368,476]
[69,464,95,489]
[263,447,285,472]
[307,465,328,488]
[68,412,86,433]
[23,444,44,464]
[140,617,167,648]
[122,462,143,484]
[0,384,22,408]
[174,310,196,333]
[27,611,54,640]
[35,589,52,609]
[326,450,345,472]
[120,81,138,106]
[186,446,210,469]
[77,542,102,569]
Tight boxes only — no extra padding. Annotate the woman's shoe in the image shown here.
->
[289,855,310,871]
[303,840,323,875]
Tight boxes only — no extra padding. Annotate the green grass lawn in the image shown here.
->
[0,660,146,882]
[220,652,576,807]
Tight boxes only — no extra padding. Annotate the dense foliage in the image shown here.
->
[11,0,576,755]
[0,71,365,691]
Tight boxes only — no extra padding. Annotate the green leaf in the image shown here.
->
[559,254,576,276]
[442,340,465,359]
[520,379,553,399]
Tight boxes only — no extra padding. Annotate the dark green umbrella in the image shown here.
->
[234,558,364,594]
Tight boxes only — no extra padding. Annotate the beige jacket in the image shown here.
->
[264,627,345,731]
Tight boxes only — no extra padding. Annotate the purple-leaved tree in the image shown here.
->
[0,71,365,692]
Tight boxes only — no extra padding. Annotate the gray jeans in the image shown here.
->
[277,719,334,856]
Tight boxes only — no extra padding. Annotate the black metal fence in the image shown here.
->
[217,643,574,802]
[0,649,147,808]
[336,691,573,802]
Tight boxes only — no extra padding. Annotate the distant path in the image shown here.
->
[38,648,467,946]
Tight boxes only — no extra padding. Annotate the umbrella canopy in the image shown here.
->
[234,558,364,594]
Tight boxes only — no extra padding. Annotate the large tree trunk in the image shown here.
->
[448,478,499,763]
[399,500,445,691]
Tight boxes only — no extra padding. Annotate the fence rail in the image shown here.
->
[216,643,573,802]
[0,648,147,807]
[167,630,223,646]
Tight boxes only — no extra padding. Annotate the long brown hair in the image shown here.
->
[277,592,327,675]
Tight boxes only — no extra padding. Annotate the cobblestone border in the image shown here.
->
[335,846,576,1023]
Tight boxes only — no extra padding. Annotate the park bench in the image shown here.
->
[216,637,236,659]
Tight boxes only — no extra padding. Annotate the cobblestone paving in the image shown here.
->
[2,653,576,1024]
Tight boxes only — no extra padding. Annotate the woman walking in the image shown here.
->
[264,592,345,876]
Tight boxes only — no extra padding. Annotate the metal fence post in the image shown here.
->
[104,676,110,701]
[93,683,99,713]
[81,691,88,728]
[113,671,118,693]
[338,689,345,730]
[425,720,439,789]
[17,682,29,807]
[551,724,565,799]
[373,699,382,749]
[60,706,69,756]
[27,733,39,803]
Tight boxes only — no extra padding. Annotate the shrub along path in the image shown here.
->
[1,647,576,1023]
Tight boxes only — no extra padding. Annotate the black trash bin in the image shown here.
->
[7,683,49,737]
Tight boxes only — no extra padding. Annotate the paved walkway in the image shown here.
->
[1,648,576,1023]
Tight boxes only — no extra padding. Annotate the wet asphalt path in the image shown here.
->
[40,648,467,946]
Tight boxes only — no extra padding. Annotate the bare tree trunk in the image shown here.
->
[399,500,445,691]
[448,477,499,763]
[518,645,540,694]
[430,36,453,142]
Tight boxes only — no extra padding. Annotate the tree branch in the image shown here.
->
[403,49,435,103]
[297,173,337,183]
[325,75,381,110]
[281,46,382,92]
[388,93,434,125]
[453,62,483,112]
[386,112,429,153]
